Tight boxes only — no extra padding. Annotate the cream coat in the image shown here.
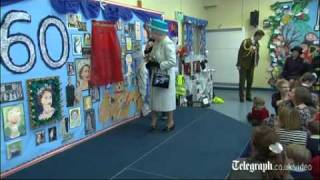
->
[150,36,176,112]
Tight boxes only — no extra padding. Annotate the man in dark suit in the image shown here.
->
[237,30,265,102]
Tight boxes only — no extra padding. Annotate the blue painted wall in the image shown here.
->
[0,0,147,173]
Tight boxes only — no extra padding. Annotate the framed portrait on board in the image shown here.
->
[78,22,87,31]
[83,96,92,110]
[48,126,57,142]
[90,87,100,103]
[35,130,45,146]
[82,47,91,57]
[27,76,62,129]
[126,37,132,51]
[75,58,91,91]
[135,21,141,40]
[67,62,75,76]
[72,35,83,56]
[0,81,23,103]
[116,19,123,31]
[67,13,81,29]
[69,107,81,129]
[6,140,22,160]
[84,109,96,135]
[83,33,91,47]
[1,103,26,141]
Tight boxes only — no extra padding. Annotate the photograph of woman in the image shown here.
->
[27,77,62,129]
[37,85,55,121]
[76,59,91,90]
[83,33,91,47]
[2,104,26,141]
[67,62,75,76]
[85,109,95,135]
[69,107,81,129]
[72,35,82,55]
[48,127,57,142]
[35,130,45,145]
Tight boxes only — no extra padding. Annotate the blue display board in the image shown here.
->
[0,0,159,173]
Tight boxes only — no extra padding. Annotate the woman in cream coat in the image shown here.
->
[147,19,176,131]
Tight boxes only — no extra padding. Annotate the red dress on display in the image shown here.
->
[90,20,123,86]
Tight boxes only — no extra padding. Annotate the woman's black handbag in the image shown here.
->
[152,72,170,88]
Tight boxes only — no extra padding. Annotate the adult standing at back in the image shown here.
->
[147,19,176,132]
[237,30,265,102]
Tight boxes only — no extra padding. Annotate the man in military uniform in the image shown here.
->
[237,30,265,102]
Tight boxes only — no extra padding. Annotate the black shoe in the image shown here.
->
[240,99,244,103]
[149,125,157,132]
[246,97,252,101]
[162,124,175,132]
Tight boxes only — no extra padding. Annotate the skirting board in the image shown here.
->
[0,112,149,178]
[213,82,274,91]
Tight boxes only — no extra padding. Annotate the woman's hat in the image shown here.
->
[150,19,168,34]
[291,46,303,54]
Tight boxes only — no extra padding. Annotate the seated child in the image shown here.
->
[247,97,269,126]
[286,144,313,179]
[307,120,320,157]
[310,155,320,179]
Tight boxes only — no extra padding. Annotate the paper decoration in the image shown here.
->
[1,103,26,141]
[35,130,45,146]
[75,58,91,90]
[69,107,81,129]
[72,35,83,55]
[267,0,319,86]
[6,140,22,160]
[27,76,62,129]
[84,109,96,135]
[0,82,23,103]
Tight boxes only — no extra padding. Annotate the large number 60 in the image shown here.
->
[0,10,69,73]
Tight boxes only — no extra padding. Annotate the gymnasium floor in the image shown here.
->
[7,89,274,179]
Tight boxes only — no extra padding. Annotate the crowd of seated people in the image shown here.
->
[228,46,319,179]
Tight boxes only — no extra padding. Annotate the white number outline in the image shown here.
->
[38,16,69,69]
[0,10,36,73]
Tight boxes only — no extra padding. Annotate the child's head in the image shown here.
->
[251,125,280,159]
[308,120,320,135]
[278,106,301,130]
[251,125,288,179]
[290,86,312,106]
[253,97,265,108]
[286,144,311,165]
[300,72,317,88]
[276,79,290,94]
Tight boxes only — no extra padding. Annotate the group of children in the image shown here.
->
[229,72,319,179]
